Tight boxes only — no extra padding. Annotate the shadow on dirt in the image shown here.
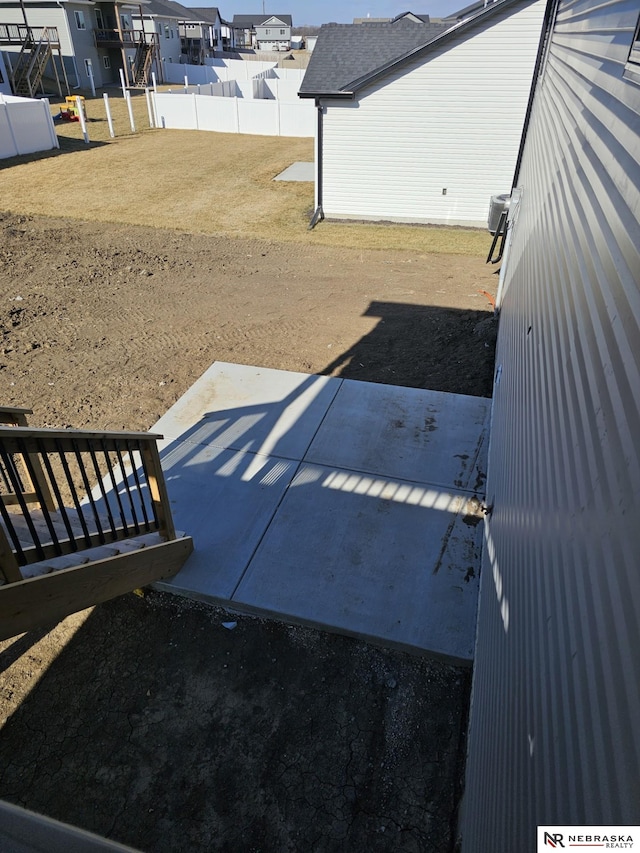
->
[0,593,470,852]
[321,300,496,397]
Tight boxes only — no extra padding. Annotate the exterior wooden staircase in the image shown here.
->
[132,36,157,87]
[0,25,67,98]
[0,407,193,640]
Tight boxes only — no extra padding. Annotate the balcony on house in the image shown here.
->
[94,28,157,48]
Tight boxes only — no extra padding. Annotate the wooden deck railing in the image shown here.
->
[0,24,60,47]
[0,408,192,640]
[0,413,177,584]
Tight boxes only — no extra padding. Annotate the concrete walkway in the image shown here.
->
[152,362,490,663]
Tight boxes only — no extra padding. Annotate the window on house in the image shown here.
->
[165,24,170,37]
[121,14,131,29]
[280,29,285,35]
[74,10,86,29]
[170,28,174,38]
[95,9,104,29]
[103,55,111,69]
[265,28,271,34]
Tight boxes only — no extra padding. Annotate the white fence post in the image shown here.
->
[151,91,159,129]
[151,71,157,92]
[42,98,59,149]
[145,87,155,128]
[184,73,189,93]
[76,96,89,143]
[103,93,115,137]
[125,91,136,132]
[119,68,127,99]
[2,101,19,157]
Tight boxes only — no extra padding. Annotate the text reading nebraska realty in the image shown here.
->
[539,827,640,850]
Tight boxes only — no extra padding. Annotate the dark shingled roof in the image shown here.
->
[299,19,450,97]
[187,7,221,23]
[140,0,200,21]
[232,13,293,27]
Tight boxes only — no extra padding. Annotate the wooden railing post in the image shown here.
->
[0,408,56,513]
[0,525,22,585]
[140,442,176,541]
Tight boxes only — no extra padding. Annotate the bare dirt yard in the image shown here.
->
[0,113,498,852]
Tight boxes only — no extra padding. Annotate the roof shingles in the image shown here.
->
[299,19,450,96]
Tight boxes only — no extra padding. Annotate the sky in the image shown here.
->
[206,1,469,26]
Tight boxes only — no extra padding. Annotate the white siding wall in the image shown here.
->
[322,0,546,226]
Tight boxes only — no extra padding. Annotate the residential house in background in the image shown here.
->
[186,6,224,58]
[231,14,292,51]
[0,0,164,91]
[131,0,186,68]
[299,0,547,227]
[0,46,11,94]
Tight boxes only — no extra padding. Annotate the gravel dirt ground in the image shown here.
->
[0,210,498,852]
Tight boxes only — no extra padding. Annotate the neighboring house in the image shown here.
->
[231,14,292,51]
[0,41,12,94]
[187,6,224,58]
[134,1,225,66]
[131,0,187,68]
[0,0,163,90]
[299,0,547,227]
[461,0,640,849]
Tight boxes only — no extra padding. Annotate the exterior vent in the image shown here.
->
[488,193,510,234]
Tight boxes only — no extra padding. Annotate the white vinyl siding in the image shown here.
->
[321,0,547,226]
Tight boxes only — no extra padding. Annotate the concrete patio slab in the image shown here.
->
[153,363,490,662]
[154,362,340,460]
[305,380,490,492]
[273,161,314,181]
[232,462,482,661]
[160,440,298,599]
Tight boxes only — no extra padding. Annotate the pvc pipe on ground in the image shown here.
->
[125,91,136,132]
[76,96,89,143]
[103,93,115,137]
[145,88,154,128]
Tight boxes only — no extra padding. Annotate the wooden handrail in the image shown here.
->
[0,426,163,443]
[0,421,178,580]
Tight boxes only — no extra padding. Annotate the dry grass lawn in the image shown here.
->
[0,89,491,255]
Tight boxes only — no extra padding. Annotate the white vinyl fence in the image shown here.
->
[0,95,58,159]
[153,92,314,137]
[162,58,278,85]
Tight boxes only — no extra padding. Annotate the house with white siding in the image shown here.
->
[298,0,547,227]
[231,13,292,51]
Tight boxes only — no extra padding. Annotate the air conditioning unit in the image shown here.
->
[488,193,510,235]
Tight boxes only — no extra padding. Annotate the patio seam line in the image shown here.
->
[228,377,344,601]
[229,458,303,602]
[295,460,488,498]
